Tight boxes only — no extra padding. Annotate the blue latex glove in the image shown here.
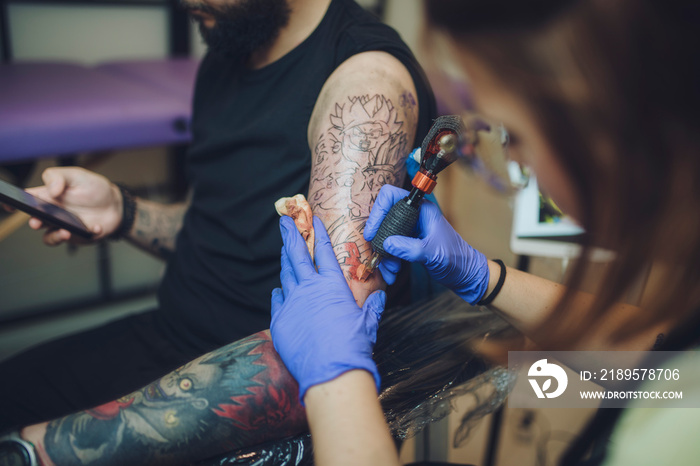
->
[364,185,490,305]
[271,215,386,402]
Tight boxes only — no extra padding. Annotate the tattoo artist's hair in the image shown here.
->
[425,0,700,351]
[375,291,514,444]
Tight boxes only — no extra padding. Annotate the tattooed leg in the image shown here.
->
[21,331,306,466]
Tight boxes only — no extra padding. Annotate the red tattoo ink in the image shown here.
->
[212,333,307,441]
[87,397,135,420]
[343,242,363,280]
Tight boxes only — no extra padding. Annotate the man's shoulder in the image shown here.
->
[337,6,408,55]
[307,49,422,149]
[324,51,414,89]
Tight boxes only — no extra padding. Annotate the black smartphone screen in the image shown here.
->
[0,178,94,239]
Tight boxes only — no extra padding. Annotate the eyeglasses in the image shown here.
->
[457,111,530,195]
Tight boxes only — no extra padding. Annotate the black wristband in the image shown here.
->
[477,259,506,306]
[111,184,136,239]
[0,430,38,466]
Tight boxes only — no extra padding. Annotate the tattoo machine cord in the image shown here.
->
[358,115,466,280]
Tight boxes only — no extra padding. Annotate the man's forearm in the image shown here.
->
[21,331,307,466]
[125,199,188,258]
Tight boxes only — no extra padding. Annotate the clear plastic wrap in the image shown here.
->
[197,291,515,464]
[194,434,313,466]
[375,291,516,445]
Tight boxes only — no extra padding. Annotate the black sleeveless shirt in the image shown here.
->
[157,0,436,353]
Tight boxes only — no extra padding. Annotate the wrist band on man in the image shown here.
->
[111,184,136,239]
[477,259,506,306]
[0,430,38,466]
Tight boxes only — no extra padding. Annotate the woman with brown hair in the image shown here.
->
[271,0,700,464]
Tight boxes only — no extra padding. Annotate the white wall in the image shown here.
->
[0,0,423,63]
[384,0,422,54]
[7,3,169,63]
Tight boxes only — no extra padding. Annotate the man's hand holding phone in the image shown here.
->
[24,167,123,246]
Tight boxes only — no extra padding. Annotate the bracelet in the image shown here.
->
[477,259,506,306]
[111,184,137,239]
[0,430,38,466]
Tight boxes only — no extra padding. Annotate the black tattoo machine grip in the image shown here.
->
[370,198,420,257]
[358,115,466,281]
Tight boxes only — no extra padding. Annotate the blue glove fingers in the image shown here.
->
[381,255,402,274]
[279,247,297,298]
[362,290,386,325]
[457,248,491,305]
[383,235,427,263]
[357,289,386,391]
[312,216,343,276]
[377,256,401,285]
[270,287,284,319]
[415,200,443,239]
[280,216,317,280]
[364,185,410,242]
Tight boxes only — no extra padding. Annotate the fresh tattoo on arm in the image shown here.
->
[126,199,188,259]
[34,331,306,466]
[308,92,417,301]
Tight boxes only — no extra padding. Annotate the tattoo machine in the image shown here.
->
[358,115,466,281]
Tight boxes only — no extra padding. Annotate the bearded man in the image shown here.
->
[0,0,435,432]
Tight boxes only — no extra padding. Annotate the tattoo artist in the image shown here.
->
[271,0,700,465]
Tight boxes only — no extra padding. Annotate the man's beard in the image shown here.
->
[182,0,291,62]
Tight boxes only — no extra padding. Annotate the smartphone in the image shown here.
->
[0,178,94,239]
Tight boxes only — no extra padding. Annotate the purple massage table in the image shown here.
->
[0,58,200,162]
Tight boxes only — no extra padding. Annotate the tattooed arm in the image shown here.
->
[125,198,188,259]
[23,167,185,257]
[19,331,307,466]
[307,51,419,306]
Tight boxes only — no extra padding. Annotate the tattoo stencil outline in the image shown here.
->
[309,94,410,281]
